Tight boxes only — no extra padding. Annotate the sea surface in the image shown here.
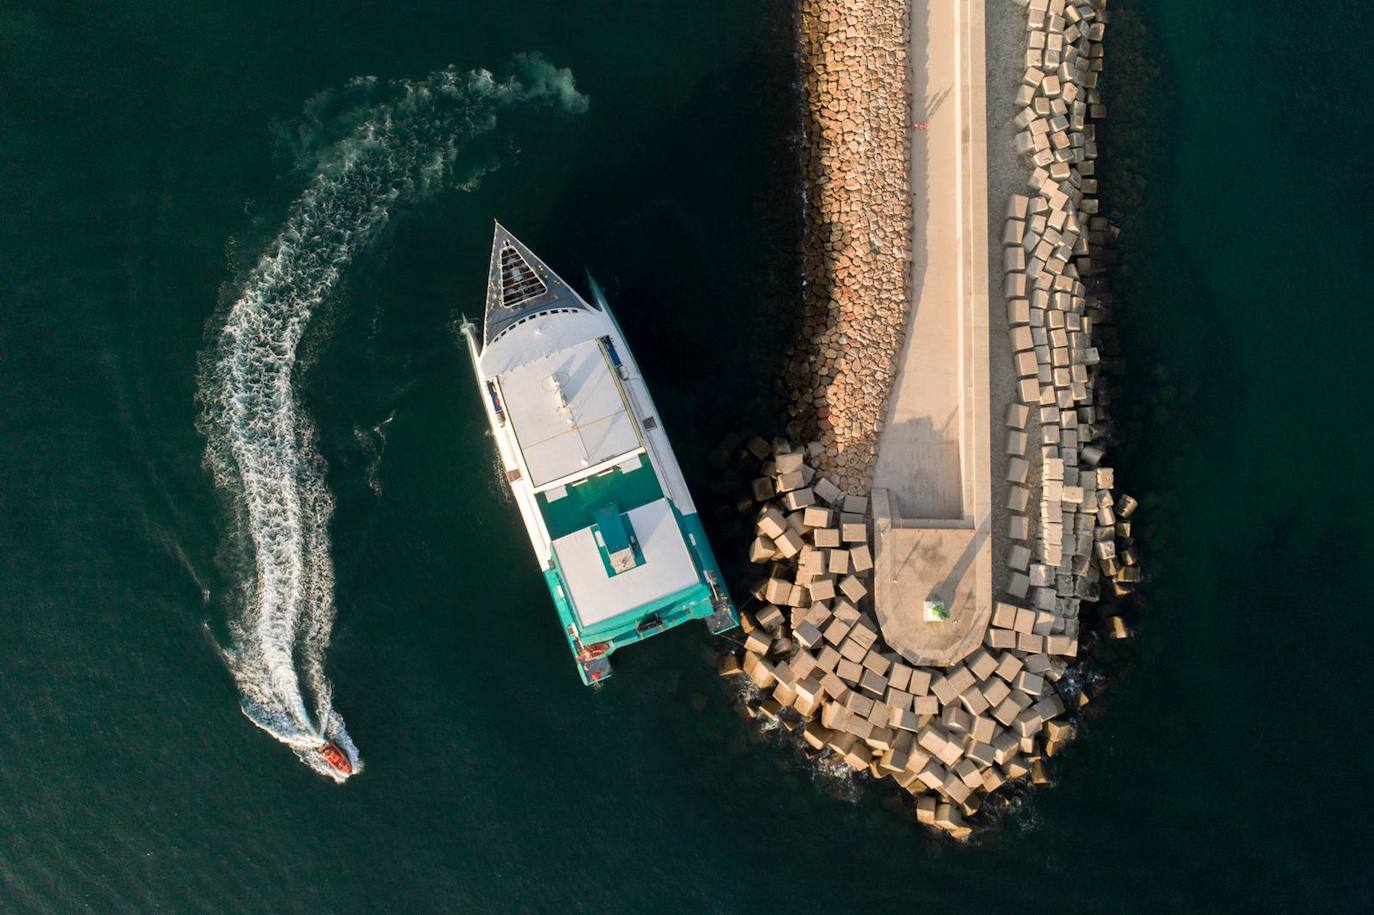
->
[0,1,1370,911]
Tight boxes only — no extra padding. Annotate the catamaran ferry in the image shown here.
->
[460,224,737,685]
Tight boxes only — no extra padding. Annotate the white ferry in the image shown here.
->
[459,224,737,684]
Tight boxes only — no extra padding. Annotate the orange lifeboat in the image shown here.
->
[318,742,352,775]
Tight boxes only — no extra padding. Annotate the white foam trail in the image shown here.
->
[198,56,587,780]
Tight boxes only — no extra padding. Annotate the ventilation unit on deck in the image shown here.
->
[499,243,548,309]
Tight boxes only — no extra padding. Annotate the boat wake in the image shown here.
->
[197,56,588,781]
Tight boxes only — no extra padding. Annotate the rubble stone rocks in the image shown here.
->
[786,0,913,495]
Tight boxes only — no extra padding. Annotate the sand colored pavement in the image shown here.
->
[872,0,992,665]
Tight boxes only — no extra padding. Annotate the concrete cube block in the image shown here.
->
[1014,670,1045,696]
[936,738,965,769]
[996,652,1025,682]
[930,675,958,706]
[807,576,836,602]
[848,617,878,651]
[947,664,977,694]
[960,686,991,716]
[747,536,777,563]
[812,527,840,549]
[955,758,983,789]
[822,616,851,646]
[742,653,775,689]
[743,627,772,655]
[808,478,840,506]
[981,676,1011,708]
[815,644,842,671]
[832,600,861,624]
[1046,633,1078,656]
[992,697,1022,727]
[841,522,867,544]
[839,637,868,664]
[774,527,804,559]
[838,575,868,603]
[843,690,875,716]
[1009,544,1032,572]
[860,669,888,697]
[762,577,791,604]
[836,658,863,684]
[750,476,775,502]
[884,685,913,712]
[841,494,867,515]
[757,507,787,540]
[827,548,850,576]
[863,650,892,678]
[967,648,998,681]
[890,707,921,733]
[914,695,940,716]
[916,760,948,791]
[755,603,785,630]
[1007,485,1030,513]
[848,544,873,573]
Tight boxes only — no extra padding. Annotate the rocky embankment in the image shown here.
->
[784,0,911,496]
[720,0,1142,840]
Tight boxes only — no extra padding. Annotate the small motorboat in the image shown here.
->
[317,742,352,775]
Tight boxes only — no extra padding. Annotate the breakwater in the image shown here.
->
[725,0,1141,838]
[783,0,912,496]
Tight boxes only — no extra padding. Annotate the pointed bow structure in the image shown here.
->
[483,222,595,347]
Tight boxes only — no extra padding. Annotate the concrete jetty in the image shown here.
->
[870,0,992,671]
[728,0,1144,839]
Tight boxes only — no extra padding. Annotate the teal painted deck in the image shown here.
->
[542,502,736,685]
[536,459,663,540]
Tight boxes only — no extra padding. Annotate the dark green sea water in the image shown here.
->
[1,1,1370,911]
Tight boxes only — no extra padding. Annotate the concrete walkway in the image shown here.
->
[872,0,992,666]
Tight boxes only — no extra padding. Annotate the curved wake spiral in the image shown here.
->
[197,56,587,781]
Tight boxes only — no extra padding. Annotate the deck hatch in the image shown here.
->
[498,243,547,309]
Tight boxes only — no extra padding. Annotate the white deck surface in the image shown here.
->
[500,339,641,488]
[551,498,700,627]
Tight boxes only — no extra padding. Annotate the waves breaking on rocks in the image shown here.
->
[197,55,587,781]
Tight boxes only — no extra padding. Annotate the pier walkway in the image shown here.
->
[871,0,992,667]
